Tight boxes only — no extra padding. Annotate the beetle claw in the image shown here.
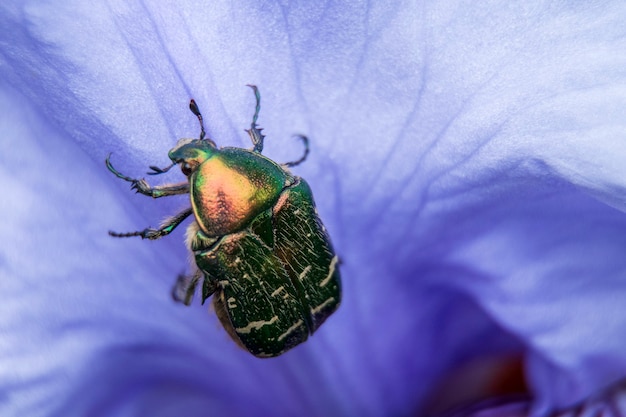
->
[130,179,151,195]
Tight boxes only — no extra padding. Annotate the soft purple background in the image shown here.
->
[1,2,626,417]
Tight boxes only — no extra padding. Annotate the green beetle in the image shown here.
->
[106,86,341,357]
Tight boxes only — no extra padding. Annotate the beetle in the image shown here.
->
[106,85,341,357]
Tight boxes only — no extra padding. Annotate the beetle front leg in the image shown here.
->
[106,155,190,198]
[109,207,193,240]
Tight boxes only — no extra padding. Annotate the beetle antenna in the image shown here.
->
[189,99,206,140]
[147,162,176,175]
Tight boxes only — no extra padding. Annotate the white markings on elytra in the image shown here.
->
[298,265,312,281]
[270,285,291,300]
[227,297,237,309]
[319,256,338,287]
[271,286,285,297]
[277,320,304,342]
[311,297,335,315]
[235,316,279,334]
[219,280,229,287]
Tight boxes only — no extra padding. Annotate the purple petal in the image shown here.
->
[1,2,626,417]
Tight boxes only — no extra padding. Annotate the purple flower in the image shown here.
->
[1,2,626,416]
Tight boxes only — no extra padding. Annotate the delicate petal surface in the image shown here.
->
[1,2,626,417]
[447,382,626,417]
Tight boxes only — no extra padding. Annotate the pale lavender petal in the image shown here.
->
[1,2,626,417]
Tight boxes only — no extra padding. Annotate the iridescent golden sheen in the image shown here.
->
[191,150,288,236]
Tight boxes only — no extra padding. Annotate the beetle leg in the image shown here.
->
[283,135,310,168]
[171,269,203,306]
[245,84,265,153]
[132,180,189,198]
[106,154,190,198]
[109,207,193,240]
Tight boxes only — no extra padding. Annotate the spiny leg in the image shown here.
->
[283,135,310,168]
[109,207,193,240]
[106,154,190,198]
[172,269,204,306]
[245,84,265,153]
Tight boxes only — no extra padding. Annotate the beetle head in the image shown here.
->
[168,139,217,177]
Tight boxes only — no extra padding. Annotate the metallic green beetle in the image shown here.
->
[106,86,341,357]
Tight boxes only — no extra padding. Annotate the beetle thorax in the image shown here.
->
[190,152,288,237]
